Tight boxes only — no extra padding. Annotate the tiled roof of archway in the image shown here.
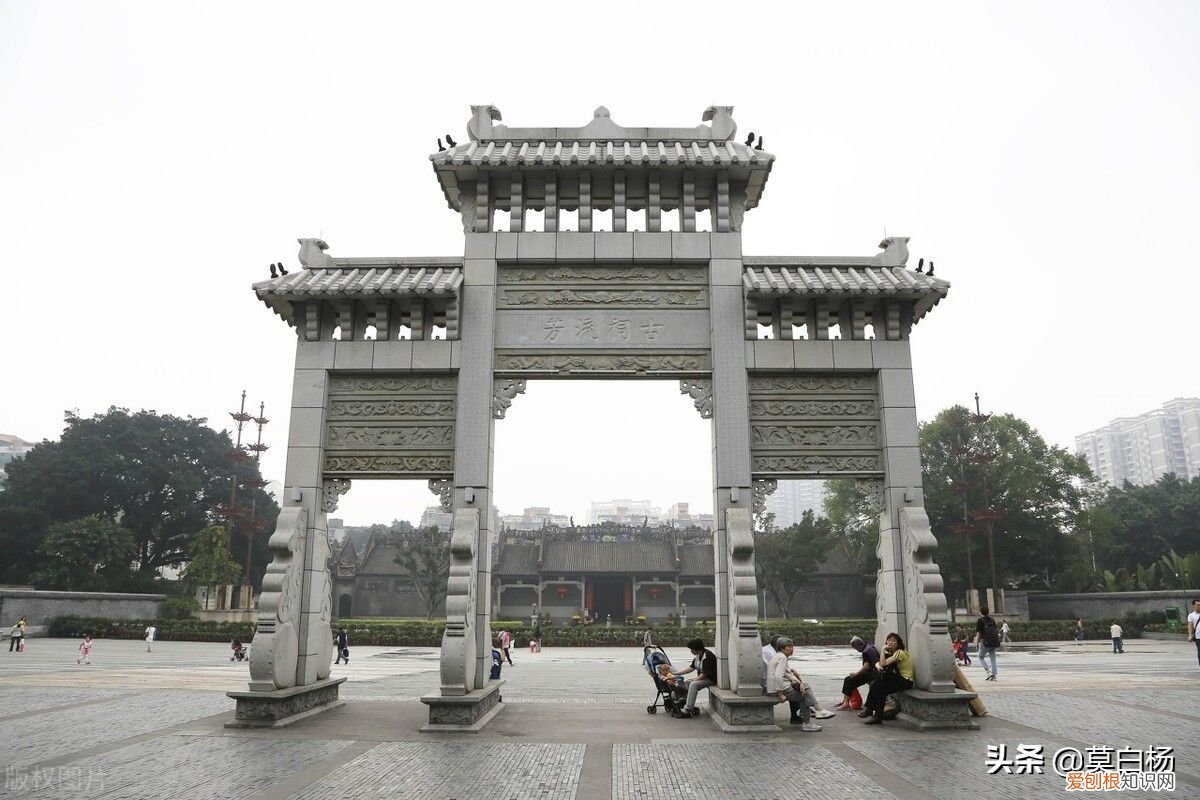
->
[742,262,950,323]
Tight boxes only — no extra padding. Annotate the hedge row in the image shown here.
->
[48,616,255,642]
[43,615,1144,646]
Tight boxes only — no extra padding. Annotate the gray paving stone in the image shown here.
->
[844,736,1165,800]
[285,742,585,800]
[0,688,129,720]
[0,690,229,766]
[612,743,898,800]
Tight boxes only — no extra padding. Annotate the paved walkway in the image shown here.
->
[1,638,1197,799]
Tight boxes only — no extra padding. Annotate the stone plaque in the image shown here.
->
[748,373,882,478]
[324,373,456,478]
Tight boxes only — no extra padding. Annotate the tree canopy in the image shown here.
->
[754,509,835,619]
[822,479,880,574]
[0,407,278,588]
[391,524,451,619]
[30,515,137,591]
[180,525,242,590]
[920,406,1094,595]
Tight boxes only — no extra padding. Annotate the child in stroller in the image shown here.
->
[230,639,248,662]
[644,646,686,714]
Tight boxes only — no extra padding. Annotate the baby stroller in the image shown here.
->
[643,646,686,715]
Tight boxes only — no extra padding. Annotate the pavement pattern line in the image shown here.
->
[0,689,137,723]
[578,743,613,799]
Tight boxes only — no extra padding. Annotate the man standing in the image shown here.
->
[836,636,879,708]
[1000,619,1011,643]
[975,605,1001,681]
[144,624,156,653]
[1074,619,1084,645]
[334,628,349,665]
[1110,621,1124,654]
[643,623,654,649]
[499,629,513,666]
[1187,598,1200,668]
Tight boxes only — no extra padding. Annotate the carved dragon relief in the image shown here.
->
[500,267,706,284]
[322,479,351,513]
[895,505,956,692]
[679,379,713,419]
[499,289,707,308]
[747,375,876,393]
[326,425,454,448]
[749,399,877,418]
[249,506,308,690]
[328,375,457,394]
[324,455,453,474]
[329,399,456,418]
[440,508,479,695]
[751,424,879,448]
[751,454,882,474]
[492,378,527,419]
[726,507,764,696]
[495,352,710,374]
[428,479,453,512]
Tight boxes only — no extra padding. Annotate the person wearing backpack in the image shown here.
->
[975,606,1001,681]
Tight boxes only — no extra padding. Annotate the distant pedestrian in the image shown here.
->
[531,622,543,653]
[1110,622,1124,654]
[643,623,654,648]
[76,633,93,665]
[498,629,513,665]
[144,625,157,653]
[334,628,349,664]
[999,619,1011,643]
[8,617,26,653]
[1074,619,1084,645]
[975,606,1000,681]
[1187,598,1200,668]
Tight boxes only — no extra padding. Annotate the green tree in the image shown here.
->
[391,525,451,619]
[754,510,835,619]
[31,515,137,591]
[181,525,242,593]
[920,406,1095,598]
[822,479,880,573]
[1089,474,1200,570]
[0,408,278,586]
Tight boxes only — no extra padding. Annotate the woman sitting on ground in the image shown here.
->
[860,632,914,725]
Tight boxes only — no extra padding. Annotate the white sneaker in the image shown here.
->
[800,722,822,732]
[814,710,835,719]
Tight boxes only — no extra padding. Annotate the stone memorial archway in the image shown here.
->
[229,105,974,732]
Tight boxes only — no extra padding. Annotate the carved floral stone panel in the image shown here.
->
[748,372,882,478]
[494,351,711,376]
[324,373,457,478]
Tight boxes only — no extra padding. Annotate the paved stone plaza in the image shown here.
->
[1,638,1197,799]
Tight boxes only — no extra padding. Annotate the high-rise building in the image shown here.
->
[1076,398,1200,487]
[0,434,34,489]
[667,502,715,530]
[587,498,663,526]
[498,506,571,530]
[763,480,826,528]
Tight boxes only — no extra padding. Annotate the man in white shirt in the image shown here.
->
[144,625,157,653]
[1109,622,1124,654]
[1187,598,1200,669]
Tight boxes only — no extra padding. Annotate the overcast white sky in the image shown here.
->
[3,2,1198,526]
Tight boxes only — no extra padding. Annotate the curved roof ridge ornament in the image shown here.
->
[464,105,739,143]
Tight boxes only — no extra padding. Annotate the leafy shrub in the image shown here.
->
[48,615,254,642]
[160,596,201,620]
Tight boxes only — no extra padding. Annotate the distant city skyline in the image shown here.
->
[1075,397,1200,487]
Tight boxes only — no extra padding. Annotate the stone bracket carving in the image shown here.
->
[249,506,308,690]
[751,478,778,520]
[428,479,453,513]
[679,379,713,419]
[896,505,955,693]
[322,479,351,513]
[492,378,527,419]
[855,478,884,514]
[441,508,479,695]
[726,507,763,696]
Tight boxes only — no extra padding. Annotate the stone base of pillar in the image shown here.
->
[420,680,505,733]
[895,689,980,731]
[225,677,346,729]
[707,687,781,734]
